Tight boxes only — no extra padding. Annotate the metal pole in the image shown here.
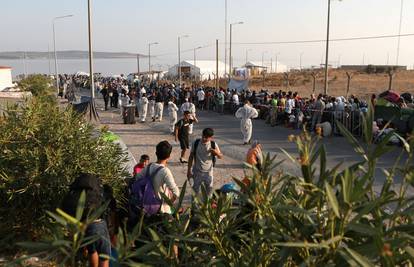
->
[323,0,331,95]
[275,53,278,73]
[137,54,140,74]
[53,21,59,92]
[48,45,51,76]
[88,0,95,99]
[224,0,228,76]
[300,52,303,70]
[396,0,404,65]
[245,49,248,63]
[229,24,232,76]
[178,36,181,87]
[216,39,219,89]
[270,57,273,73]
[148,44,151,74]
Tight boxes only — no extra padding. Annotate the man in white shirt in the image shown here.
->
[197,89,205,110]
[133,141,180,214]
[235,100,259,145]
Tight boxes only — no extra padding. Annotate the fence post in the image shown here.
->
[311,71,318,93]
[346,72,354,99]
[284,72,290,90]
[387,69,395,91]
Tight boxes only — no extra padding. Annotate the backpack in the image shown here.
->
[61,173,104,221]
[129,164,164,218]
[194,139,217,167]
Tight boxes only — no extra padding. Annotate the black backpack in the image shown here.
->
[61,173,104,221]
[193,139,217,167]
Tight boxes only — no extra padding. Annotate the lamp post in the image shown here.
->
[275,52,280,73]
[224,0,228,76]
[323,0,331,95]
[194,46,202,82]
[194,46,202,67]
[262,51,268,69]
[53,14,73,94]
[229,21,243,77]
[300,52,304,70]
[245,49,252,64]
[148,42,159,80]
[396,0,404,65]
[178,35,189,88]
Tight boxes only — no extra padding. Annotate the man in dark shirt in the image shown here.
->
[175,111,196,163]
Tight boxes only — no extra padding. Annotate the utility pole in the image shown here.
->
[323,0,331,95]
[137,54,140,74]
[224,0,228,76]
[87,0,95,99]
[229,21,243,77]
[216,39,219,90]
[396,0,404,65]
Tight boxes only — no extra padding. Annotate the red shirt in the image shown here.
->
[133,163,145,176]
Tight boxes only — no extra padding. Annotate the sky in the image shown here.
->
[2,0,414,69]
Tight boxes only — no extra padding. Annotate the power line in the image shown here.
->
[154,43,214,58]
[230,33,414,45]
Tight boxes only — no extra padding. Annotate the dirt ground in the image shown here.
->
[200,70,414,100]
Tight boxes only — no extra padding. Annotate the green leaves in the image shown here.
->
[325,182,340,218]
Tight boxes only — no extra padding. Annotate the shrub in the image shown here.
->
[18,74,54,97]
[10,106,414,266]
[0,96,128,245]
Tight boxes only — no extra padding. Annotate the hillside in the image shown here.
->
[0,50,145,59]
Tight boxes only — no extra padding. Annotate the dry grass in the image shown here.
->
[199,70,414,100]
[250,69,414,99]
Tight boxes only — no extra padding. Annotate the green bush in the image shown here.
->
[18,74,54,97]
[10,106,414,266]
[0,96,128,245]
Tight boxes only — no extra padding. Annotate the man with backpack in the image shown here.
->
[61,173,111,267]
[187,128,223,197]
[130,141,180,218]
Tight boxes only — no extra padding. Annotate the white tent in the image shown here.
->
[167,60,226,80]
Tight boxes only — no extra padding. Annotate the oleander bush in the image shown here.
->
[0,95,128,249]
[9,105,414,266]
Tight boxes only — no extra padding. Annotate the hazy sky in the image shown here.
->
[2,0,414,69]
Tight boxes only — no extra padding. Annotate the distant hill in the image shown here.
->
[0,50,145,59]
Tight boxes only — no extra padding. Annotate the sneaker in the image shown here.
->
[179,158,188,164]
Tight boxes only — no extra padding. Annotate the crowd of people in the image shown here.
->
[55,73,414,266]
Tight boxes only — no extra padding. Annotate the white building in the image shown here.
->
[0,66,13,91]
[167,60,226,80]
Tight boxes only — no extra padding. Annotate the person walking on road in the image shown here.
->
[168,97,179,135]
[235,100,259,145]
[148,92,156,122]
[175,111,197,163]
[197,88,205,110]
[154,91,164,122]
[180,98,197,135]
[139,93,149,122]
[187,128,223,197]
[100,85,109,111]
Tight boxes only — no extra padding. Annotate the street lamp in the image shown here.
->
[245,48,252,64]
[52,14,73,94]
[148,42,159,79]
[194,46,202,67]
[396,0,404,65]
[300,52,304,70]
[262,51,268,69]
[229,21,243,76]
[275,52,280,73]
[194,46,202,82]
[178,35,189,88]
